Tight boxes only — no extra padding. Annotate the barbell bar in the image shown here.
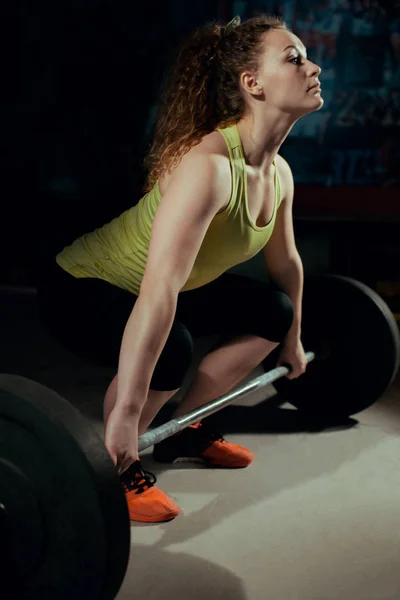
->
[138,351,316,452]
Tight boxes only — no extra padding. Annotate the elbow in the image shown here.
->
[140,273,178,297]
[266,253,303,283]
[268,252,303,274]
[138,291,178,317]
[284,252,302,268]
[292,252,303,271]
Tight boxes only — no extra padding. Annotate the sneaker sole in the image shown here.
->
[128,509,180,523]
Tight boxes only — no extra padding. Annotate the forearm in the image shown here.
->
[115,289,177,412]
[268,253,304,340]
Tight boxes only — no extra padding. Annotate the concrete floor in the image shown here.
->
[1,288,400,600]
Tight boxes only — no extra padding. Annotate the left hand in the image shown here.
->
[277,337,308,380]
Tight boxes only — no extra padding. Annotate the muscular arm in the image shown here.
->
[115,153,225,413]
[263,155,303,340]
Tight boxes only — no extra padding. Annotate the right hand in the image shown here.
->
[105,407,138,475]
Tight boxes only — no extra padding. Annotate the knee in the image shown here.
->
[150,324,194,391]
[272,291,294,341]
[260,291,294,343]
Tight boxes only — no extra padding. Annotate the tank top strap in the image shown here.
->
[216,124,242,154]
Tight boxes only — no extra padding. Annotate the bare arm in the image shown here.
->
[263,155,303,340]
[115,153,224,414]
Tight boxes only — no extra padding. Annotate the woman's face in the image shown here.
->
[243,28,324,118]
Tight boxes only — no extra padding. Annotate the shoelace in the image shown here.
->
[196,422,226,446]
[121,461,157,495]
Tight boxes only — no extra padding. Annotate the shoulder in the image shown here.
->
[274,154,294,203]
[274,154,294,185]
[165,131,229,185]
[193,130,230,158]
[188,131,231,174]
[160,133,231,212]
[186,130,232,190]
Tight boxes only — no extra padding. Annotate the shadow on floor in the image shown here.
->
[118,544,247,600]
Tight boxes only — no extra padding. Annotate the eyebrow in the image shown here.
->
[283,44,307,54]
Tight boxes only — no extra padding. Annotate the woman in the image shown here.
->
[46,15,323,523]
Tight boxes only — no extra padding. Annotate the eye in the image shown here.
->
[290,56,303,65]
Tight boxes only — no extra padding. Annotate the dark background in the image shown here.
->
[2,0,400,315]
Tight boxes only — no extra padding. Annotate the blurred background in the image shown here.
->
[2,0,400,318]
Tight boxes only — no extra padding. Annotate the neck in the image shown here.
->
[236,111,297,174]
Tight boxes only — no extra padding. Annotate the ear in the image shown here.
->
[240,71,263,97]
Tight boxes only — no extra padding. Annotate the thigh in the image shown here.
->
[38,263,137,367]
[39,263,194,380]
[176,272,294,342]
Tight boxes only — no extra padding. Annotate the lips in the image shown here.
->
[308,83,321,92]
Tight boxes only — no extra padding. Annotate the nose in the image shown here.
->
[308,60,322,77]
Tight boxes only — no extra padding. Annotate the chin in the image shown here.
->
[314,94,324,108]
[300,96,324,116]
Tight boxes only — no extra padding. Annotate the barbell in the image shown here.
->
[0,275,399,599]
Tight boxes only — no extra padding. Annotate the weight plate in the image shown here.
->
[0,458,45,581]
[269,275,400,417]
[0,374,130,600]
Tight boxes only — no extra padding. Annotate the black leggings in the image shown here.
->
[39,264,294,391]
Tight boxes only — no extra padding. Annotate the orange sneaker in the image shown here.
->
[120,460,180,523]
[153,421,254,468]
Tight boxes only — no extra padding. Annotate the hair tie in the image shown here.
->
[220,15,241,40]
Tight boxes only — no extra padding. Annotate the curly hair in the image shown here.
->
[143,15,287,192]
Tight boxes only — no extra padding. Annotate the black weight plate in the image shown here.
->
[0,458,45,581]
[270,275,400,417]
[0,374,130,600]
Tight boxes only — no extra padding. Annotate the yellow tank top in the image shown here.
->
[56,124,282,296]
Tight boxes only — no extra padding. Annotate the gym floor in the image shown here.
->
[1,289,400,600]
